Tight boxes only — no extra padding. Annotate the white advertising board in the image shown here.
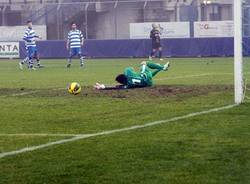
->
[194,21,234,38]
[0,25,47,41]
[130,22,190,39]
[0,42,19,58]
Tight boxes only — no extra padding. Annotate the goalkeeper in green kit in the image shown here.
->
[94,61,170,90]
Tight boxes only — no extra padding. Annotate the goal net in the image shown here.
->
[242,0,250,102]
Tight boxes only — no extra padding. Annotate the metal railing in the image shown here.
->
[0,0,236,40]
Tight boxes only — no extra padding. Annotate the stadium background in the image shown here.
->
[0,0,248,58]
[1,1,250,183]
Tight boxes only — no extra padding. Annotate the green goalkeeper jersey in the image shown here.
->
[123,61,166,88]
[124,67,153,88]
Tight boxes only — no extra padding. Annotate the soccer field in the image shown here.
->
[0,58,250,184]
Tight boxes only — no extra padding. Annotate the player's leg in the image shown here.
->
[158,47,163,61]
[19,49,29,70]
[28,47,36,70]
[24,57,29,64]
[67,48,76,68]
[33,48,43,68]
[19,57,29,70]
[77,48,84,67]
[33,49,40,68]
[147,61,164,70]
[146,61,170,77]
[140,61,161,77]
[151,69,162,77]
[24,49,29,66]
[150,48,157,60]
[149,40,157,60]
[35,53,41,67]
[19,57,27,65]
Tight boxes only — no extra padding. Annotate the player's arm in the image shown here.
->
[158,24,163,34]
[34,34,42,40]
[66,39,70,50]
[80,31,84,47]
[66,33,70,50]
[150,30,153,38]
[34,32,39,38]
[94,83,127,90]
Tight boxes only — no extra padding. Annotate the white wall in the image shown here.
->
[93,7,143,39]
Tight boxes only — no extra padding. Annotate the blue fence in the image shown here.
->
[19,38,238,59]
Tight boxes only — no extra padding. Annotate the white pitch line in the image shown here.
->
[0,90,40,98]
[155,73,212,81]
[0,90,37,98]
[155,72,237,81]
[0,87,65,98]
[0,133,79,137]
[10,91,39,97]
[0,104,237,159]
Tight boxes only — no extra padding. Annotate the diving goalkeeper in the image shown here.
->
[94,61,170,90]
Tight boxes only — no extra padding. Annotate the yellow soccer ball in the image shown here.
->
[68,82,81,95]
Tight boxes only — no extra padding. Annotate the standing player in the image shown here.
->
[149,23,163,61]
[66,22,84,68]
[94,60,170,90]
[20,46,43,69]
[19,20,42,70]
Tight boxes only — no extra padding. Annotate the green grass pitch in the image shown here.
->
[0,58,249,184]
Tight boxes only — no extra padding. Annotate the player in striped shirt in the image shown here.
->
[20,45,43,70]
[66,22,84,68]
[19,20,42,70]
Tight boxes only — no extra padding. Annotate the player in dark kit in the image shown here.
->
[150,23,163,61]
[94,60,170,90]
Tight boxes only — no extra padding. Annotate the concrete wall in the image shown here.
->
[91,4,144,39]
[0,0,236,39]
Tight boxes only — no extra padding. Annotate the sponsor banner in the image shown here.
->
[0,25,47,41]
[194,21,234,38]
[0,42,20,58]
[130,22,190,39]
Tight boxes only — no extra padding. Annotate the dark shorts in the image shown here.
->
[152,42,162,49]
